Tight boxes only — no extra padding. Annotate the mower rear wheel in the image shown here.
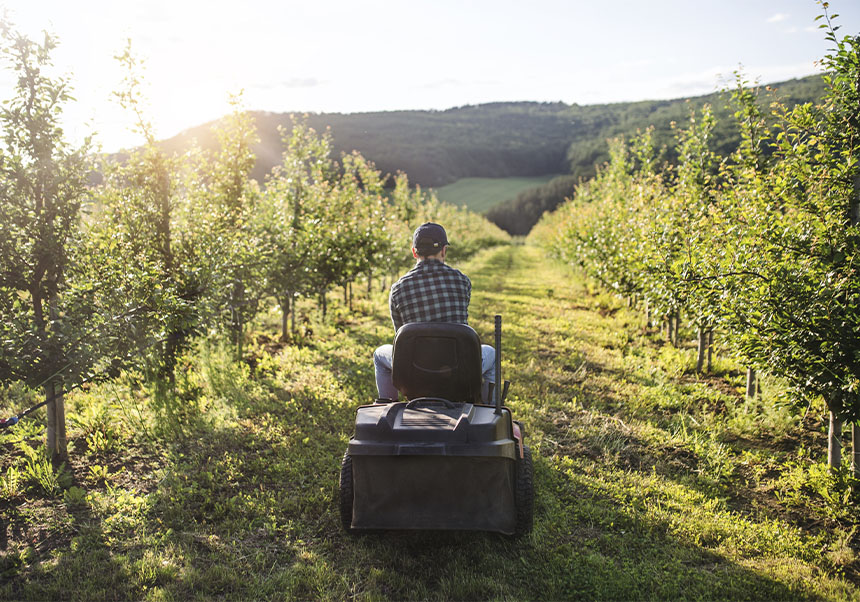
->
[339,451,355,534]
[514,444,534,536]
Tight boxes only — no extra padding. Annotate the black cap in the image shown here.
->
[412,222,449,254]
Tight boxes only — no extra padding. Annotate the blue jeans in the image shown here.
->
[373,343,496,402]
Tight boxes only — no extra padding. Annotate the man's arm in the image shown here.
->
[465,275,472,321]
[390,288,403,332]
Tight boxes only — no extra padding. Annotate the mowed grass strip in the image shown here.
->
[433,175,559,214]
[2,244,858,600]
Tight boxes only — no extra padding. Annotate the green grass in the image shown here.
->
[433,175,559,213]
[1,244,859,600]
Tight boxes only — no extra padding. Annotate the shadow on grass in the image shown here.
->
[2,482,136,599]
[332,466,810,601]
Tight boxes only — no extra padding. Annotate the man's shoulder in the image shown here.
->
[427,260,469,280]
[410,261,470,283]
[441,263,471,286]
[390,261,470,295]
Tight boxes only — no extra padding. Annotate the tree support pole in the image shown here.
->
[746,368,756,399]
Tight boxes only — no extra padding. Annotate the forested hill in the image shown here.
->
[160,74,825,228]
[161,101,575,187]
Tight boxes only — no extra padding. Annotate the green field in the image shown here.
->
[2,243,859,600]
[433,175,559,213]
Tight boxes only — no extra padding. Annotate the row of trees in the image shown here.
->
[484,76,825,236]
[532,11,859,470]
[0,26,508,463]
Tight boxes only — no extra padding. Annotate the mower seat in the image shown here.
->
[391,322,482,403]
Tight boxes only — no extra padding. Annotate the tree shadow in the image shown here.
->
[336,458,813,601]
[1,480,134,599]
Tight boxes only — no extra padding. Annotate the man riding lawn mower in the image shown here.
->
[339,224,534,535]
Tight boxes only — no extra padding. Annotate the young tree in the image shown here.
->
[725,12,860,469]
[258,122,335,338]
[0,22,92,463]
[670,106,722,369]
[182,97,263,359]
[87,41,191,387]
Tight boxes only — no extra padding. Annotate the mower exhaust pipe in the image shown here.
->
[494,314,502,415]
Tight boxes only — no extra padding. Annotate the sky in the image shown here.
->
[1,0,858,152]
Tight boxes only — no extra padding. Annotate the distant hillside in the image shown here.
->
[161,102,575,188]
[159,74,826,232]
[433,175,559,213]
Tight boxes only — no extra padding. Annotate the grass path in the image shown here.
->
[2,243,858,600]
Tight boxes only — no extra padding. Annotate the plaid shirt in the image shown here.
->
[389,259,471,332]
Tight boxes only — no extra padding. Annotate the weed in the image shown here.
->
[88,464,110,484]
[1,465,22,500]
[63,485,87,507]
[657,344,693,378]
[22,456,70,497]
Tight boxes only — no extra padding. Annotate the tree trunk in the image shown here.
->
[45,382,56,460]
[348,281,353,312]
[696,326,707,372]
[162,333,178,386]
[45,381,67,465]
[829,411,842,472]
[279,294,290,342]
[673,312,681,347]
[367,270,372,295]
[235,314,245,361]
[320,290,327,319]
[666,316,674,345]
[46,290,67,464]
[852,423,860,478]
[745,367,756,399]
[706,329,713,373]
[289,291,297,337]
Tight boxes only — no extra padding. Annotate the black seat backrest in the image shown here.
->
[392,322,482,402]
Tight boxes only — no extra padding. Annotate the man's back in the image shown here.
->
[389,258,471,332]
[374,222,494,401]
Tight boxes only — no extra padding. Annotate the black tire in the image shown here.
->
[514,445,534,536]
[339,451,355,534]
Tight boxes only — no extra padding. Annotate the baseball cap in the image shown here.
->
[412,222,450,254]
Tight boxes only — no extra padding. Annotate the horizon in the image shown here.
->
[168,70,821,139]
[1,0,858,153]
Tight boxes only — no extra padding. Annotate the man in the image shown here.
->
[373,222,496,401]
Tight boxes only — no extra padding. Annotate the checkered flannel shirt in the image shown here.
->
[389,259,471,332]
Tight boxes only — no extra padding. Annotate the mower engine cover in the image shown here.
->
[346,399,517,534]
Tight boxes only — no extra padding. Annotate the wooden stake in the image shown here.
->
[746,367,756,399]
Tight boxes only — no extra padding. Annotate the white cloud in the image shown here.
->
[767,13,790,23]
